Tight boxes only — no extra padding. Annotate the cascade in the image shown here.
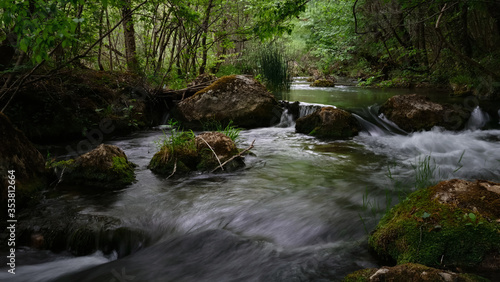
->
[465,106,490,130]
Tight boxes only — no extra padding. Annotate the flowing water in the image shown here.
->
[2,79,500,281]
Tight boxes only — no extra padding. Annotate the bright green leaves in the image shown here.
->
[245,0,309,40]
[0,0,82,64]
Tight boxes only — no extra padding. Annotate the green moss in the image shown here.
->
[342,268,376,282]
[342,264,489,281]
[48,156,136,188]
[148,142,197,176]
[369,186,500,269]
[111,156,136,185]
[310,79,335,87]
[193,75,237,97]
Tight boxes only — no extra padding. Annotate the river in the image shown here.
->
[2,78,500,281]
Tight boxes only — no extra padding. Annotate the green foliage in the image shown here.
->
[154,119,196,153]
[202,120,241,142]
[256,43,292,96]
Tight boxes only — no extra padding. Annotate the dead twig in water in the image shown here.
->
[166,158,177,179]
[211,140,255,173]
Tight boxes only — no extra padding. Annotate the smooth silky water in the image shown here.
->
[2,79,500,281]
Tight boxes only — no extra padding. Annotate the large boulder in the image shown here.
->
[175,75,281,128]
[0,113,47,217]
[343,263,487,282]
[379,94,469,131]
[148,131,245,176]
[295,107,361,138]
[369,179,500,276]
[49,144,136,189]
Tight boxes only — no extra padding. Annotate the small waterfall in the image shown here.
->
[352,105,407,136]
[353,114,387,136]
[465,106,490,130]
[276,109,295,127]
[299,103,327,118]
[278,101,326,127]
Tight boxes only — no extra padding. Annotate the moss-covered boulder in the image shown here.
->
[175,75,282,128]
[369,179,500,275]
[148,132,198,175]
[148,131,245,176]
[379,94,470,131]
[295,107,361,138]
[0,112,47,218]
[310,79,335,87]
[343,263,488,282]
[50,144,136,189]
[195,132,244,171]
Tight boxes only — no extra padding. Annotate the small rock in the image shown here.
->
[295,107,361,139]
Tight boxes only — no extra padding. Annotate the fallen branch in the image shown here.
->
[211,140,255,173]
[199,136,223,171]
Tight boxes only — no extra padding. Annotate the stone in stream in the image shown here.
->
[175,75,282,129]
[148,131,245,176]
[295,107,361,139]
[310,78,335,87]
[48,144,136,189]
[368,179,500,278]
[0,112,48,216]
[379,94,470,132]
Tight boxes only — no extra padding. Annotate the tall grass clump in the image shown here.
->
[154,119,196,154]
[202,119,241,142]
[257,43,293,99]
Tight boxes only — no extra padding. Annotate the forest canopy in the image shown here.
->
[1,0,500,110]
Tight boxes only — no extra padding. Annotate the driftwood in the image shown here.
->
[211,140,255,173]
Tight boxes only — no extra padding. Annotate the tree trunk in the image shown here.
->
[199,0,214,74]
[122,0,139,73]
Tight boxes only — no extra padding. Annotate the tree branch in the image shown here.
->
[211,140,255,173]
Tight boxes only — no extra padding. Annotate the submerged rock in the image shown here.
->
[175,75,282,128]
[295,107,361,139]
[379,94,469,131]
[343,263,487,281]
[49,144,136,189]
[369,179,500,276]
[0,113,47,216]
[149,131,245,176]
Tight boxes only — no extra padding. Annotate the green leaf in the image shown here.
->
[469,213,476,222]
[422,212,431,219]
[19,38,29,52]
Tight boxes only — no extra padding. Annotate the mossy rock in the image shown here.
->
[310,79,335,87]
[379,94,470,131]
[0,112,48,219]
[176,75,281,129]
[343,263,489,282]
[195,132,244,171]
[295,107,361,139]
[148,135,198,176]
[369,179,500,275]
[49,144,136,189]
[148,131,245,176]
